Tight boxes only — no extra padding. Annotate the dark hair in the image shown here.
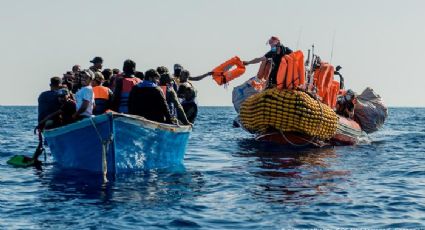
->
[159,73,172,86]
[112,68,120,75]
[50,76,62,87]
[156,66,169,75]
[123,59,136,75]
[135,71,145,80]
[102,69,113,80]
[144,69,160,81]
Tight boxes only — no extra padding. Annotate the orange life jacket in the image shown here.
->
[276,50,305,90]
[93,86,110,100]
[160,86,167,100]
[212,56,246,85]
[93,86,111,115]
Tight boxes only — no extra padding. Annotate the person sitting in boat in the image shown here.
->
[111,59,142,113]
[128,69,173,124]
[157,66,191,125]
[89,56,103,73]
[37,88,77,128]
[172,64,183,91]
[242,36,293,88]
[336,89,357,119]
[177,82,198,124]
[92,72,114,115]
[72,70,95,120]
[38,77,63,129]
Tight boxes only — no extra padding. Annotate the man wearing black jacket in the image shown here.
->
[128,69,172,124]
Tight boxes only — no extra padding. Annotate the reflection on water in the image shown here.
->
[38,166,206,207]
[235,139,351,204]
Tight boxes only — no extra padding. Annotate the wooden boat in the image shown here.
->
[43,113,191,174]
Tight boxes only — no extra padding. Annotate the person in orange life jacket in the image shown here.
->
[128,69,173,124]
[177,81,198,124]
[157,66,191,125]
[72,70,95,120]
[111,59,142,113]
[92,72,114,115]
[37,77,63,129]
[37,88,77,129]
[243,36,293,87]
[89,56,103,73]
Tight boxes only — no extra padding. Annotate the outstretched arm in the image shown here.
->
[188,72,213,81]
[243,56,267,66]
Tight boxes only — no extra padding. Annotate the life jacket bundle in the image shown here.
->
[275,50,306,90]
[212,56,246,85]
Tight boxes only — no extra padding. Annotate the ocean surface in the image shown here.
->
[0,106,424,229]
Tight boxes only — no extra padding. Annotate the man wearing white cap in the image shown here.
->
[243,36,293,88]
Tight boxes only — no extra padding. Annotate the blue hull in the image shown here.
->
[43,113,191,174]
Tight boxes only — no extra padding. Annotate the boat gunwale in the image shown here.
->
[43,113,111,138]
[113,113,192,133]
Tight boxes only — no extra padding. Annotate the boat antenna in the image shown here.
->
[296,27,303,49]
[330,30,336,64]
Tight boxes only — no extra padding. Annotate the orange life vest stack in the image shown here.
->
[276,50,306,90]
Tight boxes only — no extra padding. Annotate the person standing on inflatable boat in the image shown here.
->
[243,36,293,88]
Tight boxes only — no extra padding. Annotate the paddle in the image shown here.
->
[7,127,44,168]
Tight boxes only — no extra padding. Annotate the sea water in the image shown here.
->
[0,106,424,229]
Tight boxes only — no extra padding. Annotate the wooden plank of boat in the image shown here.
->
[112,113,192,173]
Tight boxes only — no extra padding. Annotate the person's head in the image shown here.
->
[174,64,183,77]
[268,36,280,47]
[135,71,145,80]
[92,72,104,86]
[345,89,356,102]
[50,76,62,89]
[159,73,172,86]
[102,69,113,81]
[79,70,94,86]
[179,69,190,83]
[156,66,169,75]
[90,56,103,70]
[57,88,71,102]
[144,69,160,84]
[112,68,120,75]
[123,59,136,75]
[72,65,81,73]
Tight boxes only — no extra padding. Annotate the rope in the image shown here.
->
[90,117,113,183]
[278,130,317,147]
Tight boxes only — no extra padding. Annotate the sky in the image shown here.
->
[1,0,424,107]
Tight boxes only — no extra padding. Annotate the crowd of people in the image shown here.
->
[37,57,212,130]
[38,36,356,131]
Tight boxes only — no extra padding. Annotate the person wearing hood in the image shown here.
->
[128,69,172,124]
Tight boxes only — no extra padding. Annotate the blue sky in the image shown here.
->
[1,0,424,106]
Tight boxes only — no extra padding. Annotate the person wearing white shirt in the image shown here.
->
[73,70,95,119]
